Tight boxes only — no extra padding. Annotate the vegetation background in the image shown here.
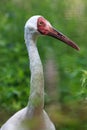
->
[0,0,87,129]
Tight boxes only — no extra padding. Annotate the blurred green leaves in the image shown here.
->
[0,0,87,129]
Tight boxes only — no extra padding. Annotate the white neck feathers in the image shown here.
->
[24,26,44,113]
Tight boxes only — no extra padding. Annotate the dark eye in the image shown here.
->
[39,21,43,25]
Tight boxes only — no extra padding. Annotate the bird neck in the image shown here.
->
[25,31,44,113]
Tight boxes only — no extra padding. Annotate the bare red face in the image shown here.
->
[37,17,51,35]
[37,17,80,51]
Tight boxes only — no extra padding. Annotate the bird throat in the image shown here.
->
[25,35,44,112]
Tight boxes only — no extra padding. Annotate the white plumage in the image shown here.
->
[1,15,56,130]
[1,15,79,130]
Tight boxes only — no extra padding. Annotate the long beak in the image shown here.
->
[48,28,80,51]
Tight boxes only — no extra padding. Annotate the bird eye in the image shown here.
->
[39,21,43,25]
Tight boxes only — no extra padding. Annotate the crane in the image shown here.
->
[1,15,80,130]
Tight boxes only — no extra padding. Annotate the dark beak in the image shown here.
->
[48,28,80,51]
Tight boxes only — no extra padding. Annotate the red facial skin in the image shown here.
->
[37,17,51,35]
[37,17,80,51]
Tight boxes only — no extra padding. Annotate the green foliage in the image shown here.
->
[0,0,87,129]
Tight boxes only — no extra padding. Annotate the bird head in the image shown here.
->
[25,15,80,50]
